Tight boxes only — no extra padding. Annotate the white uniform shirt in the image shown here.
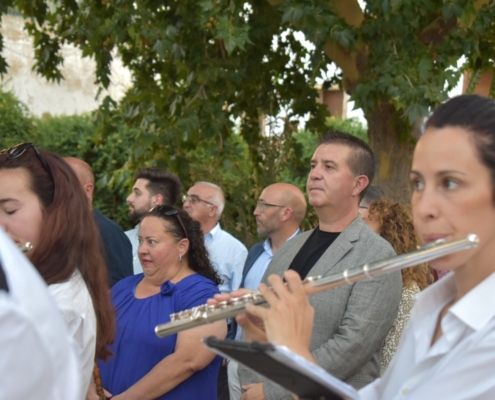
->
[0,229,81,400]
[49,269,97,399]
[359,271,495,400]
[125,224,142,274]
[205,223,248,293]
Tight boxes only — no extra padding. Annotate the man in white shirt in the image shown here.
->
[184,181,248,400]
[228,182,307,400]
[125,168,182,274]
[0,228,81,400]
[183,181,248,294]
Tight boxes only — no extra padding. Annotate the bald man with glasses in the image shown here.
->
[227,182,307,400]
[183,182,248,294]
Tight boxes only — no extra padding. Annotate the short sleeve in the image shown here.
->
[178,276,220,310]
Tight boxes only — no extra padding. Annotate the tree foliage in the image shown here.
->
[1,88,347,245]
[2,0,495,202]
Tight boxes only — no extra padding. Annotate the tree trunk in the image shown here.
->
[366,101,415,204]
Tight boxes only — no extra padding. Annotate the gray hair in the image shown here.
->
[194,181,225,219]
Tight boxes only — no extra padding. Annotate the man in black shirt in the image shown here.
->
[238,131,403,400]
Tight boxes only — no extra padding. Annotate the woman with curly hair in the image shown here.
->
[362,198,432,374]
[98,206,226,400]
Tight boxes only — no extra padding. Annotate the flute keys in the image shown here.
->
[303,275,322,284]
[192,307,203,320]
[228,297,242,306]
[217,301,228,309]
[241,293,252,302]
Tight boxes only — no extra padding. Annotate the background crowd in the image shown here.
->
[0,123,441,400]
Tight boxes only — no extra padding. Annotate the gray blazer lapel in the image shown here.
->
[261,215,366,282]
[260,230,312,283]
[309,215,364,276]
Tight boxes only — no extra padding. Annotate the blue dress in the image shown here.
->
[98,273,222,399]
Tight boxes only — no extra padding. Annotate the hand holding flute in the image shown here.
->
[209,270,315,362]
[155,234,479,338]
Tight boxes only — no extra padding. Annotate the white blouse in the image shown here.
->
[0,229,81,400]
[49,269,97,399]
[359,271,495,400]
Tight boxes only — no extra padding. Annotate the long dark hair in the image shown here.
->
[426,94,495,194]
[0,146,115,360]
[145,207,222,285]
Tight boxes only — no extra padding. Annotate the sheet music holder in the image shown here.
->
[203,337,360,400]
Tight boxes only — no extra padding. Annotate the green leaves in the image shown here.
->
[442,2,464,21]
[281,6,304,24]
[5,0,495,207]
[214,15,252,54]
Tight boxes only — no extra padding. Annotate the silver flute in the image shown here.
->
[155,234,479,338]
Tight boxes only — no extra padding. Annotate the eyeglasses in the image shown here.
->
[182,194,214,206]
[150,205,188,239]
[5,143,54,183]
[256,200,285,213]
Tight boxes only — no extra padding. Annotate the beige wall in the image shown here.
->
[1,14,131,117]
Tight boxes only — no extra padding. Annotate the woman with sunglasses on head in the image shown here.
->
[98,206,227,400]
[0,144,115,399]
[231,94,495,399]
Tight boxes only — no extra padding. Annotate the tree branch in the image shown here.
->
[419,0,491,46]
[331,0,364,28]
[323,41,364,93]
[266,0,365,93]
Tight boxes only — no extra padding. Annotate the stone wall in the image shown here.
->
[1,13,131,117]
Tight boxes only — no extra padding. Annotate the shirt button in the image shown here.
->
[402,387,410,395]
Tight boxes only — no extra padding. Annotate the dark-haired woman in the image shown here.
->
[0,144,115,399]
[98,206,227,400]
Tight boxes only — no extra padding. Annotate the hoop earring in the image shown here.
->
[179,254,182,263]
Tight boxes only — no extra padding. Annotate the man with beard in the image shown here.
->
[227,182,307,400]
[125,168,182,274]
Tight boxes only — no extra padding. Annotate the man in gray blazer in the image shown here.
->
[238,131,402,400]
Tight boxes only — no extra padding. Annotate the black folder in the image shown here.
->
[203,337,359,400]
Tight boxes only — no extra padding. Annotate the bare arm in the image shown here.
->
[113,320,227,400]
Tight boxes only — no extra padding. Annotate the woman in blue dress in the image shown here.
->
[98,206,227,399]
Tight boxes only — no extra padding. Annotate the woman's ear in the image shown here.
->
[177,238,190,256]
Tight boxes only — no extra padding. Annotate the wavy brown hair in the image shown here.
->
[145,207,222,285]
[368,198,432,290]
[0,146,115,360]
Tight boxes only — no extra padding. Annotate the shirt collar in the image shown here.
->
[413,270,495,332]
[205,223,221,241]
[263,228,301,257]
[449,271,495,331]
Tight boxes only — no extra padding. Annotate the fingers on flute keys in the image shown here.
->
[247,270,306,314]
[206,289,253,306]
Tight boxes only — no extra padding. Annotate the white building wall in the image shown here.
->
[1,13,131,117]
